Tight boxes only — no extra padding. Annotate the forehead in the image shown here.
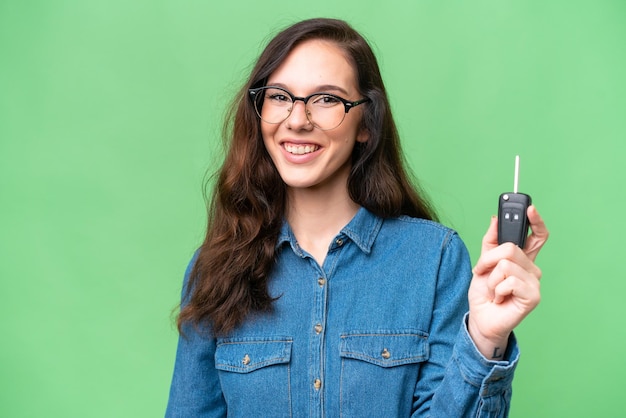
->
[267,39,358,94]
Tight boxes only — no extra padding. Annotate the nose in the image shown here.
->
[286,99,313,130]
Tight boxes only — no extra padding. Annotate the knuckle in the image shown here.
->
[501,242,515,251]
[533,293,542,306]
[498,258,514,271]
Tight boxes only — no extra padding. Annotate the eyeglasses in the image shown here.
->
[248,86,370,131]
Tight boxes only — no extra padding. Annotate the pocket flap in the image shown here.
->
[340,331,429,367]
[215,338,292,373]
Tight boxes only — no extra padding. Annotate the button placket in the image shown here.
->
[310,268,329,415]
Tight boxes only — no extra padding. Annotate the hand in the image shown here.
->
[467,205,549,359]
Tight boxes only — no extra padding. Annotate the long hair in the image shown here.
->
[178,18,437,336]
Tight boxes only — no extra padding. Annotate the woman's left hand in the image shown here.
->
[467,205,549,359]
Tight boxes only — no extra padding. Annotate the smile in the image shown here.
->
[284,143,320,155]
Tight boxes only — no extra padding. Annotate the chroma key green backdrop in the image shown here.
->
[1,1,625,416]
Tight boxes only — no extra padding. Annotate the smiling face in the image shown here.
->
[260,39,368,195]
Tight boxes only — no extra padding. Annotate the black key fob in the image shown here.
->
[497,156,531,248]
[498,192,531,247]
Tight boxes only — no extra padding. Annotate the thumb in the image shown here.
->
[482,215,499,253]
[473,216,499,276]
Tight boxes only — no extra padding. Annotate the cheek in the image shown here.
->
[260,123,275,148]
[342,113,366,143]
[338,123,362,145]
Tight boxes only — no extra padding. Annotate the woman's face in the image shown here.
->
[260,39,368,193]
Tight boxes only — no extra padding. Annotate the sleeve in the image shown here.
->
[412,232,519,418]
[165,253,227,418]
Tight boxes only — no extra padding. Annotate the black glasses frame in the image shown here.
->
[249,86,370,113]
[248,86,370,130]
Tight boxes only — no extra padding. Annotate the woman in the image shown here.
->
[166,18,548,417]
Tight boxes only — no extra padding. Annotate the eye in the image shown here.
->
[268,93,288,101]
[265,89,292,104]
[311,94,342,107]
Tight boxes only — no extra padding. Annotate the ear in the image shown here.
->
[356,126,369,143]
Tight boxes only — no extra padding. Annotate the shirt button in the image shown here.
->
[242,354,251,365]
[318,278,326,287]
[314,379,322,390]
[381,348,391,359]
[335,238,344,246]
[314,324,323,334]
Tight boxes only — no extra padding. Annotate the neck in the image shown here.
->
[287,188,360,231]
[286,180,360,265]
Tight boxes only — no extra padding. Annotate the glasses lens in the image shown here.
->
[252,88,348,130]
[306,94,346,130]
[254,87,293,124]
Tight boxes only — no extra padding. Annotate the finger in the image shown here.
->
[493,273,541,307]
[486,258,541,300]
[474,241,540,277]
[473,216,504,277]
[524,205,549,261]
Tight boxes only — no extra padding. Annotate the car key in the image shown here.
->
[498,155,531,248]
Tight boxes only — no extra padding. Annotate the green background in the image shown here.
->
[1,1,624,416]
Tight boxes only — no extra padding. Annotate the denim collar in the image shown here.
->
[276,206,383,255]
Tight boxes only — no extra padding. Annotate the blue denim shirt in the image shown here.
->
[166,208,519,417]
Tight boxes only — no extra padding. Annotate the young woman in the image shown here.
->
[166,18,548,417]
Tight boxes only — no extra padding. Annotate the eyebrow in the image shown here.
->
[270,82,350,96]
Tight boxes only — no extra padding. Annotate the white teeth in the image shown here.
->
[284,144,319,155]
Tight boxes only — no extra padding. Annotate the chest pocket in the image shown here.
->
[215,338,293,417]
[215,338,292,372]
[339,331,429,417]
[340,331,429,366]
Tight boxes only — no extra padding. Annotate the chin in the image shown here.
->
[282,179,317,190]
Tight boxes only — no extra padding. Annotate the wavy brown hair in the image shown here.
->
[178,18,438,336]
